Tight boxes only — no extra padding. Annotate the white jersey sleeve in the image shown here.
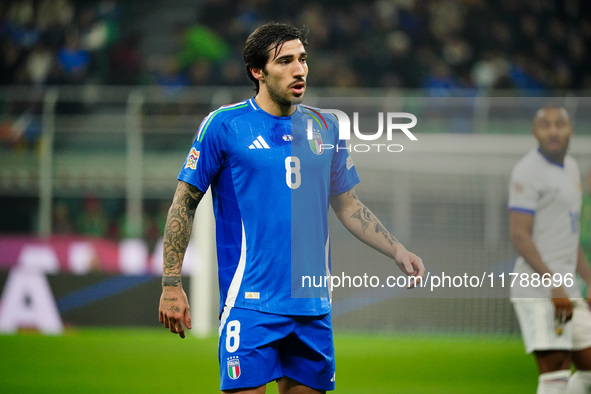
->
[508,153,540,214]
[508,149,583,299]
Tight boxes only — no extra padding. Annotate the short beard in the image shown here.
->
[267,83,294,109]
[541,142,569,163]
[263,69,304,111]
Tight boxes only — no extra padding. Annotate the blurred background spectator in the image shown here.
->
[0,0,589,92]
[56,29,90,84]
[51,199,76,234]
[76,195,112,238]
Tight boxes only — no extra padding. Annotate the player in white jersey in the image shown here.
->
[158,23,425,393]
[509,106,591,393]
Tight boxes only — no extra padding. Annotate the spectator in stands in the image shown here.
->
[26,42,54,86]
[178,23,231,70]
[152,54,188,96]
[108,32,142,85]
[187,58,212,86]
[79,4,119,83]
[2,0,591,91]
[0,39,24,85]
[52,200,76,234]
[77,196,110,238]
[36,0,74,31]
[56,29,90,84]
[217,57,244,86]
[422,61,462,94]
[6,0,35,28]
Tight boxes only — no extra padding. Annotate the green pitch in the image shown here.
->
[0,328,535,393]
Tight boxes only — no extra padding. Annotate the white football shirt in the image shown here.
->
[508,148,583,298]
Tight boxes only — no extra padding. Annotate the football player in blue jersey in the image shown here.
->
[159,23,425,393]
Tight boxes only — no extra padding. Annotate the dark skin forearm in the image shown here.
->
[510,210,573,320]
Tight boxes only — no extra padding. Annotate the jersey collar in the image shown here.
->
[536,148,564,168]
[249,97,301,120]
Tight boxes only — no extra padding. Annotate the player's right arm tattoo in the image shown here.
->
[162,276,182,287]
[162,182,204,285]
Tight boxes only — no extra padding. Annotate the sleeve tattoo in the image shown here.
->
[162,182,204,285]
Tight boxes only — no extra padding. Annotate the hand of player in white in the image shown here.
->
[551,286,573,323]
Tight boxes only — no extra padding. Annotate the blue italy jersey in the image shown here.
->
[178,98,360,316]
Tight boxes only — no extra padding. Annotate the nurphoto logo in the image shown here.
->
[307,110,418,153]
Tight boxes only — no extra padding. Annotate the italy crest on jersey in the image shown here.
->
[227,357,241,380]
[309,131,323,155]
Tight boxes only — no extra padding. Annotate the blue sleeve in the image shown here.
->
[177,115,227,193]
[329,118,360,196]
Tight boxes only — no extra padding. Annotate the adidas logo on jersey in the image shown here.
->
[248,136,270,149]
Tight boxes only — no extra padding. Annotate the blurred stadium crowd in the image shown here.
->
[0,0,126,86]
[1,0,590,92]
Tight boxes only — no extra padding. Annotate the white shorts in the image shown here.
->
[512,298,591,354]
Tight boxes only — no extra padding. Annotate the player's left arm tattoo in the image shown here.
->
[332,188,400,249]
[351,206,371,232]
[345,189,399,246]
[373,219,398,247]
